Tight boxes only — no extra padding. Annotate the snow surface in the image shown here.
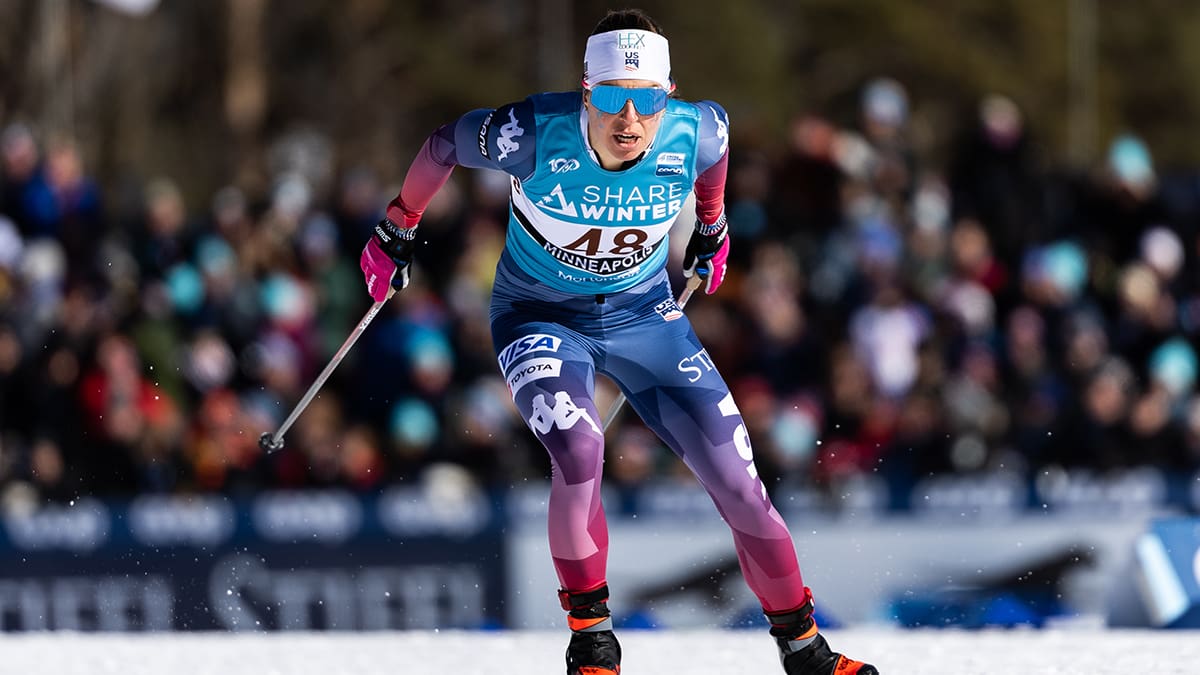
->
[3,628,1199,675]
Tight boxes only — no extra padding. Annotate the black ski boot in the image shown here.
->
[560,584,621,675]
[767,588,879,674]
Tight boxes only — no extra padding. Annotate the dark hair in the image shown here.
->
[590,8,664,36]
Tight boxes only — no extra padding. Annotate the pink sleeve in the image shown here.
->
[693,151,728,226]
[385,126,458,229]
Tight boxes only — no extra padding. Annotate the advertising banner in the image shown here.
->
[0,488,506,631]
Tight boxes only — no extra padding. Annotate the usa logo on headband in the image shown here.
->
[619,31,644,70]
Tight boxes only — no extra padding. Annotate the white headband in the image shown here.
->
[582,29,672,91]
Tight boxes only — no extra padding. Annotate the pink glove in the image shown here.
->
[682,223,730,295]
[360,238,398,302]
[359,219,417,302]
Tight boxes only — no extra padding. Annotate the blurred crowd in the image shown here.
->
[2,77,1200,510]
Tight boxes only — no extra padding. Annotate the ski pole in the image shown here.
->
[258,287,396,452]
[601,273,704,432]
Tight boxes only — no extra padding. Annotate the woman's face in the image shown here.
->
[584,79,666,170]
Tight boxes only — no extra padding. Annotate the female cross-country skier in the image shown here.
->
[358,8,879,675]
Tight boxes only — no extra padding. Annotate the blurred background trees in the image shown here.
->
[2,0,1199,208]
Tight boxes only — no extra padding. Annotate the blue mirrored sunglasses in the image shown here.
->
[588,85,669,115]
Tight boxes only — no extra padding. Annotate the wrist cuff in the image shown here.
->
[386,199,422,230]
[695,210,727,237]
[377,218,417,243]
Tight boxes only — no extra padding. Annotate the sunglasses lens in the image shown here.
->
[633,89,668,115]
[590,86,667,115]
[589,87,623,114]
